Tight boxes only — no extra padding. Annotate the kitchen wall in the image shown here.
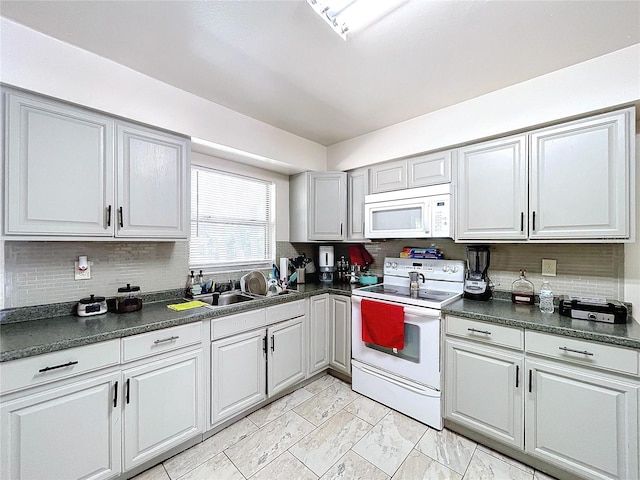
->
[0,17,326,174]
[364,240,625,300]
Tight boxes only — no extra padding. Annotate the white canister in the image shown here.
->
[318,246,334,268]
[279,257,289,281]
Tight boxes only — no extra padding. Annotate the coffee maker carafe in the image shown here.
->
[318,246,335,283]
[463,245,492,300]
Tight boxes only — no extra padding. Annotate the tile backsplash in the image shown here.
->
[3,241,189,308]
[2,238,625,309]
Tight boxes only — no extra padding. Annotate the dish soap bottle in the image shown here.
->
[539,279,554,313]
[511,269,534,305]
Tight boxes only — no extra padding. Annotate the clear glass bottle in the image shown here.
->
[511,269,534,305]
[539,279,554,313]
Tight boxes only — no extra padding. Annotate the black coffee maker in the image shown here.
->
[463,245,492,300]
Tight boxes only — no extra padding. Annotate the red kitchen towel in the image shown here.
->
[361,299,405,349]
[348,245,365,266]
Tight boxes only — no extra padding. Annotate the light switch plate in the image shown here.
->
[541,259,557,277]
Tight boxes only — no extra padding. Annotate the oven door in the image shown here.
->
[351,296,441,390]
[364,197,431,239]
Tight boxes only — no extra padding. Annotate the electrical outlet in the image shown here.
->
[541,259,557,277]
[74,261,92,280]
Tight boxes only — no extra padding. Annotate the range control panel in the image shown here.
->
[383,257,466,282]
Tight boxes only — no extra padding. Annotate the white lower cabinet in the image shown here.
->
[444,316,640,480]
[0,371,121,480]
[211,329,267,424]
[329,295,351,375]
[122,348,204,471]
[308,294,330,376]
[211,310,305,426]
[525,358,638,480]
[445,339,523,449]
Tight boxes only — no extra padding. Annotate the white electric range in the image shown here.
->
[351,257,465,429]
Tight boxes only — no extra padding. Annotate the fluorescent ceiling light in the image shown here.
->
[307,0,406,40]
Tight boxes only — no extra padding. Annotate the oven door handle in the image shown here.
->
[353,296,440,320]
[353,362,440,397]
[403,307,440,319]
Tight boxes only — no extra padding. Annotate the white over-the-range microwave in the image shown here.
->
[364,184,453,239]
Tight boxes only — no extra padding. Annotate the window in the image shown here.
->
[190,166,275,271]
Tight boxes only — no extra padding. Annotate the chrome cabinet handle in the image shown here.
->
[520,212,524,232]
[271,335,275,352]
[559,346,594,356]
[515,365,519,388]
[532,211,536,231]
[106,205,112,227]
[154,335,179,345]
[113,381,119,408]
[38,360,78,373]
[118,206,124,228]
[467,328,492,335]
[126,378,130,404]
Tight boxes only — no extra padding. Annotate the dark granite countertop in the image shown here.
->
[0,283,358,362]
[443,298,640,350]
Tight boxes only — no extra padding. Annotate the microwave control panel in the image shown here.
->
[431,195,451,237]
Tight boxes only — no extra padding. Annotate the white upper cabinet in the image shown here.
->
[407,150,452,188]
[3,89,189,240]
[5,91,115,237]
[457,135,528,240]
[347,168,369,241]
[456,108,634,242]
[370,159,407,193]
[116,123,189,238]
[289,171,347,242]
[529,110,632,240]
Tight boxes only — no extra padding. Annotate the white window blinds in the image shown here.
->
[190,167,275,271]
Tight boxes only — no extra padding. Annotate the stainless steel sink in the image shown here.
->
[216,291,256,306]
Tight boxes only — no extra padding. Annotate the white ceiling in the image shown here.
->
[1,0,638,146]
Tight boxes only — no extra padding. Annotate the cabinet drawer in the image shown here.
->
[267,300,305,323]
[211,309,266,340]
[0,340,120,395]
[122,323,202,363]
[446,316,524,350]
[525,331,639,376]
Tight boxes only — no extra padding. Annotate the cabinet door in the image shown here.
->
[370,159,407,193]
[116,123,189,239]
[407,151,451,188]
[123,349,204,470]
[4,91,114,236]
[530,110,631,239]
[308,172,347,240]
[347,168,369,241]
[211,330,266,424]
[457,135,528,240]
[526,359,638,480]
[0,371,121,480]
[308,294,330,376]
[330,295,351,375]
[268,317,306,397]
[444,339,523,449]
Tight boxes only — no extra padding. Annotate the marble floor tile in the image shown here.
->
[290,410,372,476]
[294,381,359,426]
[225,410,315,478]
[304,374,338,394]
[163,418,257,479]
[131,464,170,480]
[392,449,462,480]
[343,395,391,425]
[415,428,477,475]
[319,450,390,480]
[177,452,244,480]
[463,449,534,480]
[248,387,314,428]
[352,410,428,476]
[476,444,534,475]
[249,451,318,480]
